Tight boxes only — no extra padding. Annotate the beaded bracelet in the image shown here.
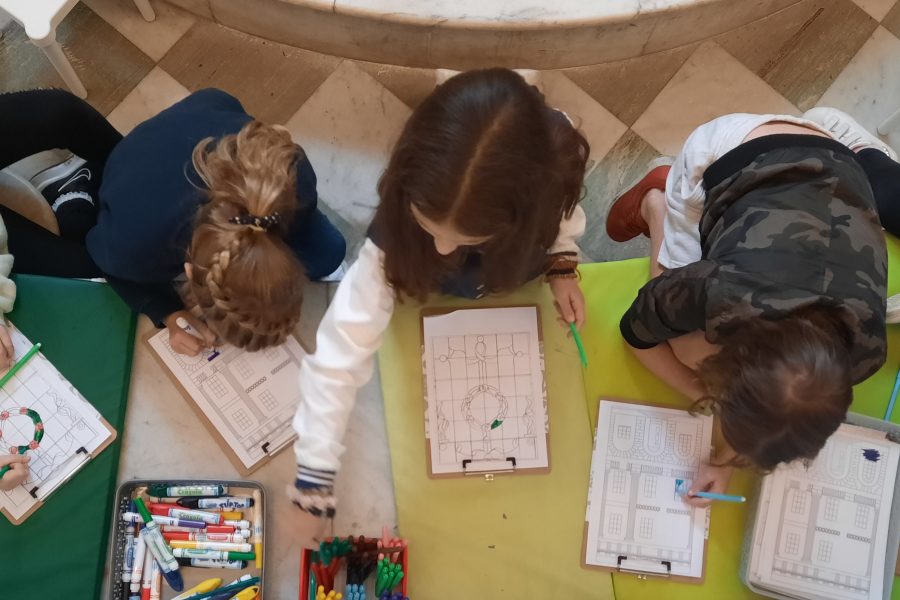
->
[0,407,43,478]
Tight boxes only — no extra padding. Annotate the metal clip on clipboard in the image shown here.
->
[616,555,672,579]
[28,446,91,500]
[461,457,517,479]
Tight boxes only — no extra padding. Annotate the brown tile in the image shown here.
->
[579,130,659,263]
[884,0,900,36]
[716,0,877,110]
[562,44,697,127]
[159,21,342,124]
[353,61,435,108]
[0,3,154,115]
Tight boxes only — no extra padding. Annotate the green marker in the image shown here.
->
[0,342,42,389]
[490,419,503,430]
[569,322,588,367]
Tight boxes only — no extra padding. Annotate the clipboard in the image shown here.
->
[419,305,551,479]
[144,329,308,476]
[0,324,117,525]
[581,396,711,584]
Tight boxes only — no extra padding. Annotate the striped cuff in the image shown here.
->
[296,465,337,488]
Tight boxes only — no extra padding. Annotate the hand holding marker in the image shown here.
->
[674,479,745,503]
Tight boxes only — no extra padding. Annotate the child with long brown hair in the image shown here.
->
[607,109,892,505]
[287,69,590,537]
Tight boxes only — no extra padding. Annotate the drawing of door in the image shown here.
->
[611,413,637,454]
[642,418,665,457]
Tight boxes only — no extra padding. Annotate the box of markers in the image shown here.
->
[299,533,410,600]
[106,479,266,600]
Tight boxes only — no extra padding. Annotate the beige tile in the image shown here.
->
[579,130,657,263]
[166,0,214,19]
[562,44,697,127]
[354,60,436,108]
[83,0,196,62]
[716,0,877,111]
[540,72,628,169]
[160,20,342,124]
[284,61,411,260]
[632,41,797,157]
[106,67,190,134]
[816,26,900,152]
[0,3,154,116]
[852,0,898,20]
[884,0,900,34]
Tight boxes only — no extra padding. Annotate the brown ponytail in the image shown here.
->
[183,121,307,350]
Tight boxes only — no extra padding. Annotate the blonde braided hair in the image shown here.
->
[182,120,307,351]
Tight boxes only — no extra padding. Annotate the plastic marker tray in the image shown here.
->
[106,479,266,600]
[299,540,409,599]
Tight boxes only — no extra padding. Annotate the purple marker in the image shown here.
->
[122,512,205,529]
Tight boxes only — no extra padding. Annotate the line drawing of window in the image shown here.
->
[611,470,626,494]
[816,540,832,563]
[677,433,692,456]
[855,505,870,529]
[233,357,253,379]
[791,493,806,515]
[617,424,630,439]
[608,514,622,535]
[263,348,280,361]
[784,532,801,555]
[208,375,228,398]
[258,391,278,411]
[232,409,251,430]
[643,477,657,498]
[639,517,653,539]
[861,459,877,481]
[823,497,839,522]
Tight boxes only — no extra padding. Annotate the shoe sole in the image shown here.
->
[615,156,675,200]
[30,156,87,192]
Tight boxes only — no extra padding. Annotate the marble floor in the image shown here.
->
[3,0,900,597]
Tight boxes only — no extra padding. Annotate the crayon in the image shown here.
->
[148,484,227,497]
[169,540,253,552]
[172,548,255,561]
[150,504,223,525]
[130,534,146,593]
[174,496,253,509]
[251,489,262,569]
[122,523,136,583]
[134,498,185,592]
[141,548,153,600]
[176,558,248,570]
[123,512,206,529]
[164,532,247,543]
[170,578,223,600]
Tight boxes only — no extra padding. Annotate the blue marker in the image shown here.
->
[885,367,900,421]
[675,479,745,503]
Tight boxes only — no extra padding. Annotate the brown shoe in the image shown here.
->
[606,157,673,242]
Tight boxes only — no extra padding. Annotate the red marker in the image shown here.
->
[164,531,246,543]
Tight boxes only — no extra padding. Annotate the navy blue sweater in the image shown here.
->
[87,89,319,325]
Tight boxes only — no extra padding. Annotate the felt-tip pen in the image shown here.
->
[134,498,184,592]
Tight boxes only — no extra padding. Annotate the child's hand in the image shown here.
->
[0,323,13,372]
[683,461,734,508]
[0,454,30,490]
[164,311,216,356]
[550,277,586,329]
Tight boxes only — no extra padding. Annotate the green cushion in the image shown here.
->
[0,275,137,597]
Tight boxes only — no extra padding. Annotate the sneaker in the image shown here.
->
[802,107,897,161]
[28,155,97,240]
[606,156,674,242]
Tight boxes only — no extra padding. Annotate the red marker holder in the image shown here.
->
[299,536,409,599]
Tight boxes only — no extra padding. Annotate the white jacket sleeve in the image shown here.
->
[549,204,586,256]
[0,215,16,315]
[292,239,395,487]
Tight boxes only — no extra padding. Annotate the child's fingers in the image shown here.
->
[172,331,203,356]
[0,328,13,359]
[0,454,30,467]
[573,296,586,329]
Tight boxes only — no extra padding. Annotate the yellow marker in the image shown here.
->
[220,511,242,520]
[170,578,222,600]
[315,586,343,600]
[229,585,260,600]
[169,540,252,552]
[251,489,262,569]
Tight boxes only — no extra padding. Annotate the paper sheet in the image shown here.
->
[422,307,549,475]
[0,325,112,523]
[584,400,713,578]
[148,329,305,471]
[748,423,899,600]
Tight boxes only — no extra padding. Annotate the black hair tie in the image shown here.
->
[229,212,281,232]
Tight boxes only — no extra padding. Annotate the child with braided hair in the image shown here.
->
[86,89,346,354]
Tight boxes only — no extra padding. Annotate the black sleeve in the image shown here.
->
[105,274,184,327]
[619,261,715,349]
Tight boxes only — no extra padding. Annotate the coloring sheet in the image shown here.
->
[0,325,113,523]
[148,330,306,471]
[422,307,548,475]
[584,400,713,578]
[747,423,899,600]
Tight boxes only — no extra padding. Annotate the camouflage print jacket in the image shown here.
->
[620,135,887,383]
